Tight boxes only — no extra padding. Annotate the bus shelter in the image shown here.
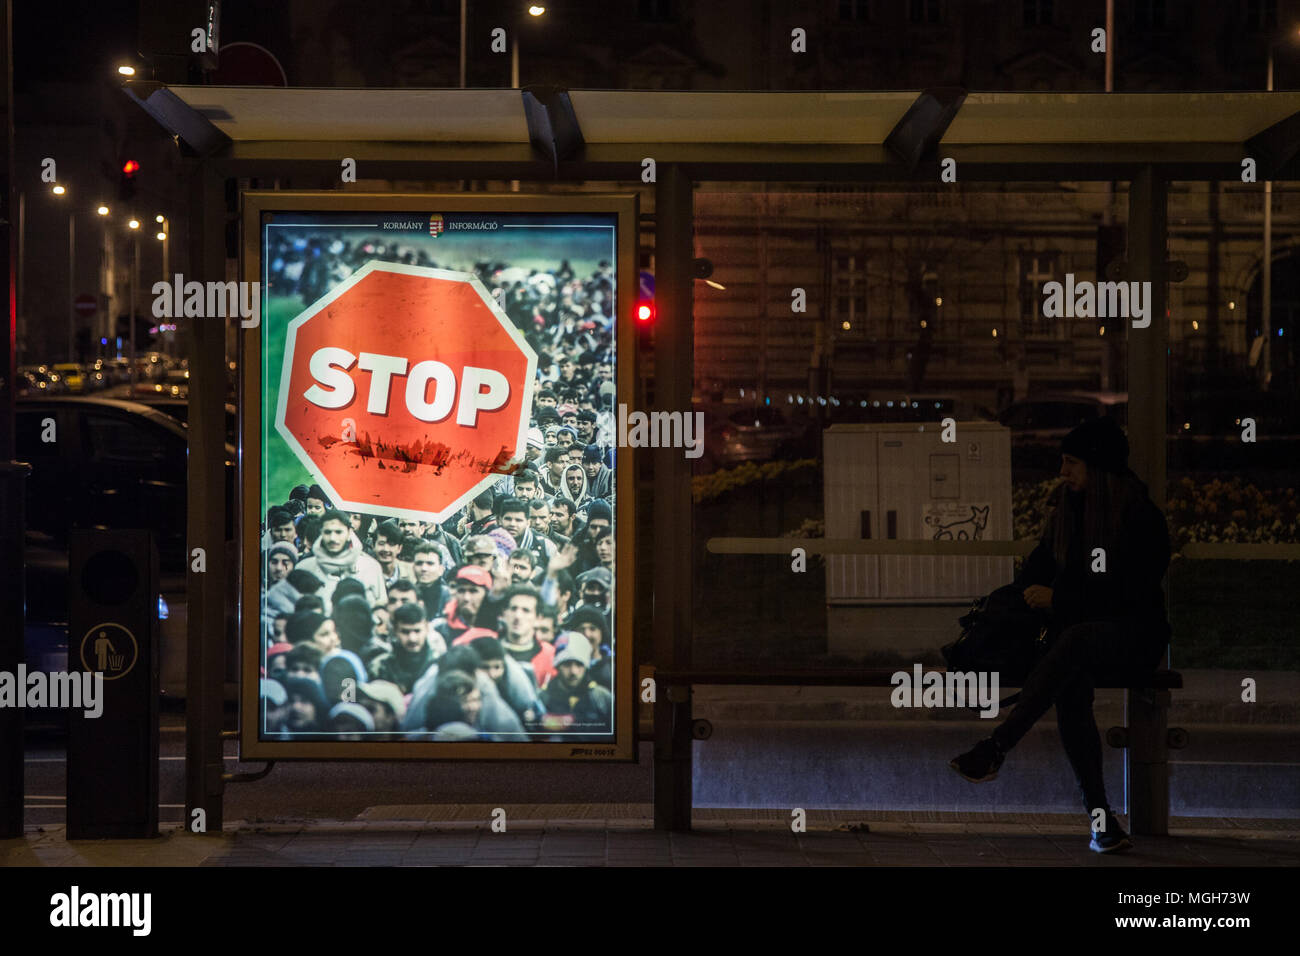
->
[127,84,1300,831]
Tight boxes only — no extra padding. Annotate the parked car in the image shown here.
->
[135,353,166,381]
[997,391,1128,446]
[160,368,190,395]
[15,369,38,396]
[102,389,239,448]
[104,374,190,403]
[16,396,237,700]
[32,364,67,393]
[86,358,111,390]
[50,362,87,393]
[139,398,239,449]
[997,390,1146,477]
[699,403,815,470]
[105,357,132,383]
[16,366,58,396]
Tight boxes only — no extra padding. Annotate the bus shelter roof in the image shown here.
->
[127,84,1300,181]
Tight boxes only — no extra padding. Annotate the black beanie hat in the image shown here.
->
[287,568,322,594]
[564,605,609,642]
[286,610,326,646]
[332,576,366,605]
[469,636,505,663]
[1061,415,1129,474]
[332,594,374,652]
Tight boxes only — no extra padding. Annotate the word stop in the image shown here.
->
[304,348,510,426]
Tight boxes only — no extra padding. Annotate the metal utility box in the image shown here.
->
[823,422,1014,658]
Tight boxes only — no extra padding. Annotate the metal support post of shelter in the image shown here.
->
[1125,165,1171,836]
[0,0,24,841]
[652,164,695,831]
[184,162,229,833]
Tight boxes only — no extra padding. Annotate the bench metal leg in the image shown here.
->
[653,686,693,831]
[1125,688,1171,836]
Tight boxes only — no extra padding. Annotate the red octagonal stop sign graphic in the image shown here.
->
[275,262,536,523]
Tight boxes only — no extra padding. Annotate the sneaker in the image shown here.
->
[1089,812,1133,853]
[949,738,1005,782]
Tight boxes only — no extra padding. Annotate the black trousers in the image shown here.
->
[990,619,1168,814]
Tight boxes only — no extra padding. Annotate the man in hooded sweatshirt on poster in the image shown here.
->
[560,463,591,513]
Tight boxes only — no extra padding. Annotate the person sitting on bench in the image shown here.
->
[950,415,1172,854]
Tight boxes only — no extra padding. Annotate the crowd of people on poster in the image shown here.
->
[257,216,618,742]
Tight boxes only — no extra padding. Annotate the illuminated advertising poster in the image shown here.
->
[240,194,636,759]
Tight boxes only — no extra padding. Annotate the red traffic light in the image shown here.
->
[122,160,140,176]
[636,301,654,323]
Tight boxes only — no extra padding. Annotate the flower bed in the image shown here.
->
[699,459,1300,549]
[1014,475,1300,547]
[692,458,820,504]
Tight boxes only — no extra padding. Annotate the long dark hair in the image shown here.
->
[1046,465,1146,569]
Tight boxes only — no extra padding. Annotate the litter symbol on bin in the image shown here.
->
[79,623,138,680]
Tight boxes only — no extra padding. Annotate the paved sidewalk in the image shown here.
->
[3,807,1297,867]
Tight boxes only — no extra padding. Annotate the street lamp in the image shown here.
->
[155,216,170,357]
[93,206,112,350]
[50,185,78,362]
[125,219,141,393]
[117,64,135,76]
[511,2,546,88]
[507,4,547,192]
[157,226,170,362]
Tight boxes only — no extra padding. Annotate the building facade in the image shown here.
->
[280,1,1300,409]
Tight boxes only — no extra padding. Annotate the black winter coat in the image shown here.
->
[1014,477,1171,640]
[541,678,612,733]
